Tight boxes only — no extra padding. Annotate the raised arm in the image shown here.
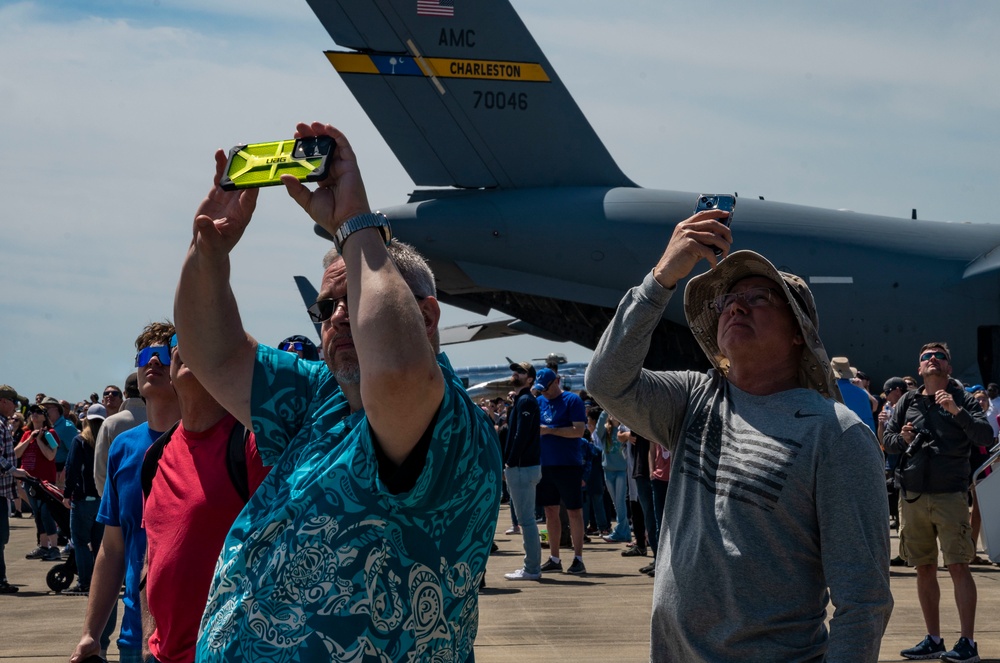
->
[174,150,260,428]
[586,212,730,447]
[282,122,444,465]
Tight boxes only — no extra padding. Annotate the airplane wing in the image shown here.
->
[305,0,634,189]
[439,318,523,345]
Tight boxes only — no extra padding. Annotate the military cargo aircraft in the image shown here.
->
[301,0,1000,386]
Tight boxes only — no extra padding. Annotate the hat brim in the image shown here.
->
[683,250,841,401]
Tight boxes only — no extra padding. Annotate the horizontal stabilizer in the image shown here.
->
[306,0,633,189]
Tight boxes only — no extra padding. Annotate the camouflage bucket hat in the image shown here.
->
[682,250,842,402]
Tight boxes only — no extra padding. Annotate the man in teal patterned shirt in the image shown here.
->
[174,122,501,662]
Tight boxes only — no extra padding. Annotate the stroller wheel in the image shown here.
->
[47,563,74,593]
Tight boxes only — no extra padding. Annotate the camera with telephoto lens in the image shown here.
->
[904,429,934,457]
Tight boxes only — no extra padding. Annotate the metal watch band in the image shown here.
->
[332,212,392,253]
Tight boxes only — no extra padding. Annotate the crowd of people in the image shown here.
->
[0,122,997,663]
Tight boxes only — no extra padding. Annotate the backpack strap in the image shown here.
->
[141,422,181,501]
[226,421,250,503]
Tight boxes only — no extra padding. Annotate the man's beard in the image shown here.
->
[332,362,361,385]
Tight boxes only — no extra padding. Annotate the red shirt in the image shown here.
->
[143,414,269,663]
[19,429,57,483]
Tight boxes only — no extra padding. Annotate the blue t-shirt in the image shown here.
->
[197,345,501,662]
[97,422,162,649]
[52,416,79,464]
[538,391,587,467]
[836,379,876,433]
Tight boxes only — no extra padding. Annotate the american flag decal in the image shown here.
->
[417,0,454,17]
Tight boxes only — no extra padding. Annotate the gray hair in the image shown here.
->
[322,239,437,299]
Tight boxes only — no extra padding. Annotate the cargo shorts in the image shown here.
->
[898,491,974,567]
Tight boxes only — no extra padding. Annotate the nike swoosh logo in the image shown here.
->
[794,410,819,418]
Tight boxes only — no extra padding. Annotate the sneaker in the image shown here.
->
[11,510,23,518]
[940,637,980,663]
[25,546,46,560]
[63,583,89,596]
[639,561,656,575]
[539,558,562,573]
[602,534,629,543]
[505,526,521,535]
[566,558,586,575]
[504,568,541,581]
[621,545,647,557]
[42,547,62,562]
[900,635,946,659]
[889,555,906,567]
[0,581,18,594]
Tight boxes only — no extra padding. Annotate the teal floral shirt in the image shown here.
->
[196,345,501,662]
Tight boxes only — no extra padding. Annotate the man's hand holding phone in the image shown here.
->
[279,122,372,239]
[652,204,733,290]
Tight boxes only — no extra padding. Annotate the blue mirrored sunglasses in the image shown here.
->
[279,341,304,352]
[135,344,171,368]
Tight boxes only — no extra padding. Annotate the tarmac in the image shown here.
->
[0,511,998,662]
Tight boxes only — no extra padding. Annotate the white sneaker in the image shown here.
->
[504,568,541,581]
[505,526,521,535]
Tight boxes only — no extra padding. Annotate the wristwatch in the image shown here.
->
[333,212,392,253]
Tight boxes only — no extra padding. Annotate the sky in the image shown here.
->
[1,0,998,402]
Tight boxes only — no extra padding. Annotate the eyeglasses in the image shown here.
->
[919,351,948,362]
[307,297,348,324]
[103,390,122,398]
[279,341,305,352]
[135,345,171,367]
[708,287,785,314]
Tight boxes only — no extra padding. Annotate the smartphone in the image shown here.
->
[694,193,736,256]
[220,136,334,191]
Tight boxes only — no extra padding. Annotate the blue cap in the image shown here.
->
[533,368,558,392]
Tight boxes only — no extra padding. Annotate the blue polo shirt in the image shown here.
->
[538,390,587,467]
[197,345,501,662]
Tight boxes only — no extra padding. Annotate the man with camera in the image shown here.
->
[174,121,500,662]
[884,342,992,663]
[586,211,892,662]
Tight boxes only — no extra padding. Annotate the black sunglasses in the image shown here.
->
[103,390,122,398]
[307,297,348,324]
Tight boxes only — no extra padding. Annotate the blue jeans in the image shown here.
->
[635,476,657,556]
[603,470,630,541]
[651,478,668,544]
[504,465,542,574]
[70,499,103,588]
[29,495,57,536]
[118,644,143,663]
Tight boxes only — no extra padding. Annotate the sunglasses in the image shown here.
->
[708,287,785,314]
[103,390,122,398]
[135,344,171,368]
[307,297,349,324]
[919,351,948,362]
[280,341,305,352]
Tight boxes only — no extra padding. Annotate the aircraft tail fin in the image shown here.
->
[306,0,633,189]
[293,275,323,339]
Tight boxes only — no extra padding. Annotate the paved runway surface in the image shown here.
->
[1,510,998,662]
